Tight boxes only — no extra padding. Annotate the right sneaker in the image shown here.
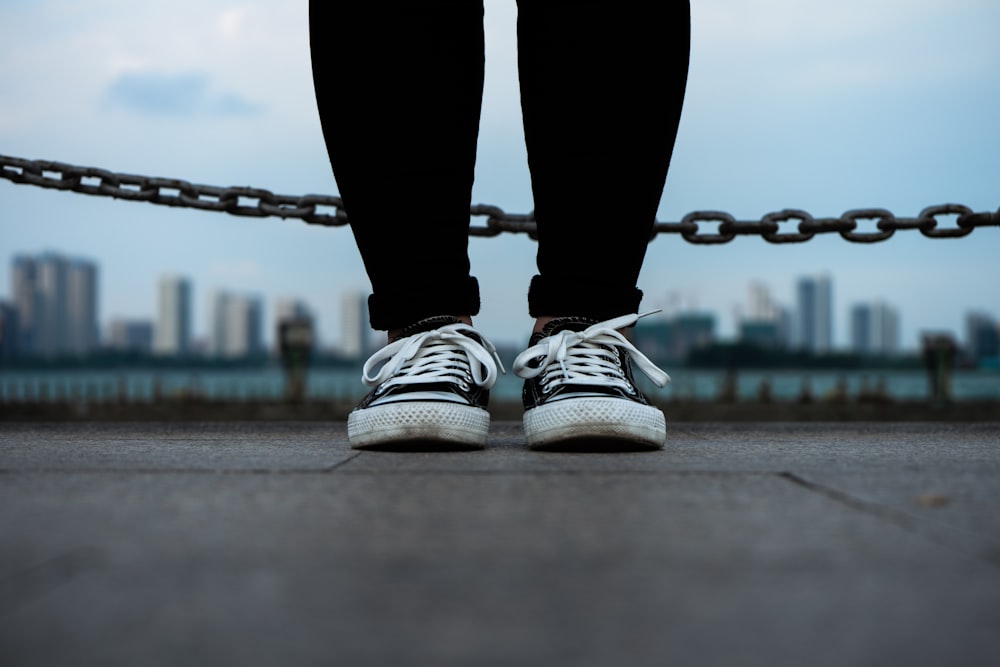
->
[512,312,670,450]
[347,316,504,450]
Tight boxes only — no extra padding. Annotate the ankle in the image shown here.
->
[532,315,632,337]
[532,316,557,335]
[387,315,474,343]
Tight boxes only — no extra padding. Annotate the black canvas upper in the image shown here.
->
[355,316,491,411]
[520,317,654,411]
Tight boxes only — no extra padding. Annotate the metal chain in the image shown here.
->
[2,154,997,244]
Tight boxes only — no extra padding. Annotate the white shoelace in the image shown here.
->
[362,323,504,393]
[512,312,670,394]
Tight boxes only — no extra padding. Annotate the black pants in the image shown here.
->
[310,0,690,331]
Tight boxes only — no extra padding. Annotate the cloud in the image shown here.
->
[105,70,262,117]
[217,7,251,43]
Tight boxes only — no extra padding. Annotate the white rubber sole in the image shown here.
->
[347,401,490,450]
[523,397,666,450]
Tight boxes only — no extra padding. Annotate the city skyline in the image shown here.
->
[3,249,997,360]
[1,0,997,360]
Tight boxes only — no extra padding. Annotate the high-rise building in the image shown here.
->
[10,252,99,357]
[794,274,833,354]
[66,259,99,356]
[747,281,778,321]
[340,290,370,359]
[155,276,192,357]
[210,291,263,358]
[965,312,999,365]
[632,312,715,363]
[11,255,39,354]
[35,253,69,356]
[107,319,154,354]
[740,282,791,348]
[850,301,900,356]
[0,301,18,361]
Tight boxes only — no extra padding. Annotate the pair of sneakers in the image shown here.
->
[347,313,670,450]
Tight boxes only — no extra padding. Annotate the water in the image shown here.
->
[1,367,998,403]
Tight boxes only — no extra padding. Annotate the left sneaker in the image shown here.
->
[347,316,504,450]
[512,312,670,450]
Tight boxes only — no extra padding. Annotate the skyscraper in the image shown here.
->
[795,275,833,354]
[66,259,99,356]
[632,312,715,363]
[35,253,69,357]
[0,301,18,361]
[11,255,39,354]
[210,291,263,358]
[850,301,900,356]
[107,319,154,354]
[10,252,99,357]
[965,312,999,365]
[155,276,192,357]
[340,290,370,360]
[740,282,791,348]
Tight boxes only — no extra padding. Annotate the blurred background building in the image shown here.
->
[107,319,154,355]
[9,252,98,358]
[0,300,18,361]
[633,312,716,364]
[965,312,1000,368]
[210,291,263,359]
[794,274,833,354]
[340,290,370,360]
[154,276,192,357]
[850,301,901,357]
[738,282,791,349]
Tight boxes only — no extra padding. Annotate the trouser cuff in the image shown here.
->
[368,276,481,331]
[527,275,643,321]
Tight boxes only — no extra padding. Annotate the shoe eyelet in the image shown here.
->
[458,380,470,391]
[375,384,387,395]
[624,383,636,395]
[541,383,553,394]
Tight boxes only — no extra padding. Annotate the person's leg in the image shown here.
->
[311,0,502,449]
[513,0,691,450]
[310,0,485,333]
[516,0,691,325]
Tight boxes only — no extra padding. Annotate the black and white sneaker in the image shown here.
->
[347,316,504,450]
[512,312,670,450]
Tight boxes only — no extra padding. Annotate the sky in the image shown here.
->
[1,0,998,351]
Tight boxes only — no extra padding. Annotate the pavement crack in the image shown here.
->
[324,451,362,472]
[0,547,104,618]
[778,471,1000,570]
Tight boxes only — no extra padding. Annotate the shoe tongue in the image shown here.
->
[533,316,598,342]
[398,315,465,338]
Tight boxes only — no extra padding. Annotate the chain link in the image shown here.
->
[2,154,997,244]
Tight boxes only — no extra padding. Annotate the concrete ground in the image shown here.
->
[1,421,998,667]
